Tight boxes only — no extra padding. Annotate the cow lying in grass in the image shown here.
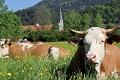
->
[67,26,120,79]
[0,40,69,60]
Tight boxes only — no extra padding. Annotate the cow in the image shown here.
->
[0,40,70,60]
[67,26,120,79]
[0,39,10,58]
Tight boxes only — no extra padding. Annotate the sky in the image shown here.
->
[5,0,42,12]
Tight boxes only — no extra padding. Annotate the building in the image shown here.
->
[59,6,64,31]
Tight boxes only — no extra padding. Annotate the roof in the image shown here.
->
[22,24,53,31]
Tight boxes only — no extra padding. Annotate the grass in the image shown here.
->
[0,42,120,80]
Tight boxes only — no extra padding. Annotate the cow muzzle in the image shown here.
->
[86,54,97,64]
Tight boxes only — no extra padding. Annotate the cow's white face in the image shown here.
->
[0,39,6,46]
[49,47,60,60]
[83,27,106,66]
[0,45,9,58]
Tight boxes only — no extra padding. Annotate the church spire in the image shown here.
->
[59,6,64,31]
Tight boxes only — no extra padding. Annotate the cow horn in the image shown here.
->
[71,29,86,35]
[105,26,120,34]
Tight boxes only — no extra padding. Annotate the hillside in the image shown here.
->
[34,0,108,12]
[15,0,108,26]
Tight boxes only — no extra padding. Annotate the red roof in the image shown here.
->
[22,24,53,31]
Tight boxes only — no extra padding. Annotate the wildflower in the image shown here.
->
[80,72,82,76]
[44,68,48,71]
[67,53,70,56]
[40,73,43,76]
[53,69,56,73]
[17,56,20,59]
[22,70,25,72]
[64,62,66,65]
[0,72,2,75]
[73,75,76,78]
[7,73,12,76]
[29,67,33,70]
[50,76,52,80]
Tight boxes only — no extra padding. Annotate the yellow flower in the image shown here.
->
[29,68,33,70]
[73,75,76,78]
[53,69,56,73]
[17,56,20,59]
[0,72,2,75]
[44,68,48,71]
[7,73,12,76]
[50,76,52,80]
[22,70,25,72]
[40,73,43,76]
[64,62,66,65]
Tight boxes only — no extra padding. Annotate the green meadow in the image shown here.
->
[0,42,120,80]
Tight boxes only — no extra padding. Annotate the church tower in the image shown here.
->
[59,6,64,31]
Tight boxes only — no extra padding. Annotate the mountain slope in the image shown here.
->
[34,0,108,12]
[15,0,109,25]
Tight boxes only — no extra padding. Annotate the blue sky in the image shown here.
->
[5,0,42,12]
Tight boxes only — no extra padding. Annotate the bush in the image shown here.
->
[24,30,72,42]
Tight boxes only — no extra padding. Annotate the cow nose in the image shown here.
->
[86,54,96,61]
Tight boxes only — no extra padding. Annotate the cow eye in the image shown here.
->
[101,40,104,43]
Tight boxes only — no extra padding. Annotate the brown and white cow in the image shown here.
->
[0,40,69,60]
[67,26,120,78]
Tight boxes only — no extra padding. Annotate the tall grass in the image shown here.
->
[0,42,120,80]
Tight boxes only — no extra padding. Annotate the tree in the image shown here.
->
[0,0,24,40]
[0,0,8,14]
[106,23,120,35]
[34,5,52,30]
[0,12,24,39]
[64,10,82,30]
[92,13,104,28]
[80,13,90,30]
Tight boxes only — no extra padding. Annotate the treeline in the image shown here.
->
[81,0,120,23]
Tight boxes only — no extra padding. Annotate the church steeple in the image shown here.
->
[59,6,64,31]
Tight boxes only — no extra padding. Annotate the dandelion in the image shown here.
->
[22,70,25,72]
[44,68,48,71]
[73,75,76,78]
[29,67,33,70]
[64,62,66,65]
[0,72,2,75]
[67,53,70,56]
[17,56,20,59]
[7,73,12,76]
[50,76,52,80]
[53,69,56,73]
[80,72,82,76]
[40,73,43,76]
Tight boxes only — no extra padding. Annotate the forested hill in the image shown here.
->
[33,0,108,12]
[15,0,108,26]
[15,0,120,28]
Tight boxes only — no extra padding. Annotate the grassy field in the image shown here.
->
[0,42,120,80]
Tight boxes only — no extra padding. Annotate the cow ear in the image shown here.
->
[68,37,82,46]
[107,34,120,44]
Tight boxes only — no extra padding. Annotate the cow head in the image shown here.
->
[0,39,10,58]
[49,46,60,60]
[69,26,120,67]
[0,39,6,46]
